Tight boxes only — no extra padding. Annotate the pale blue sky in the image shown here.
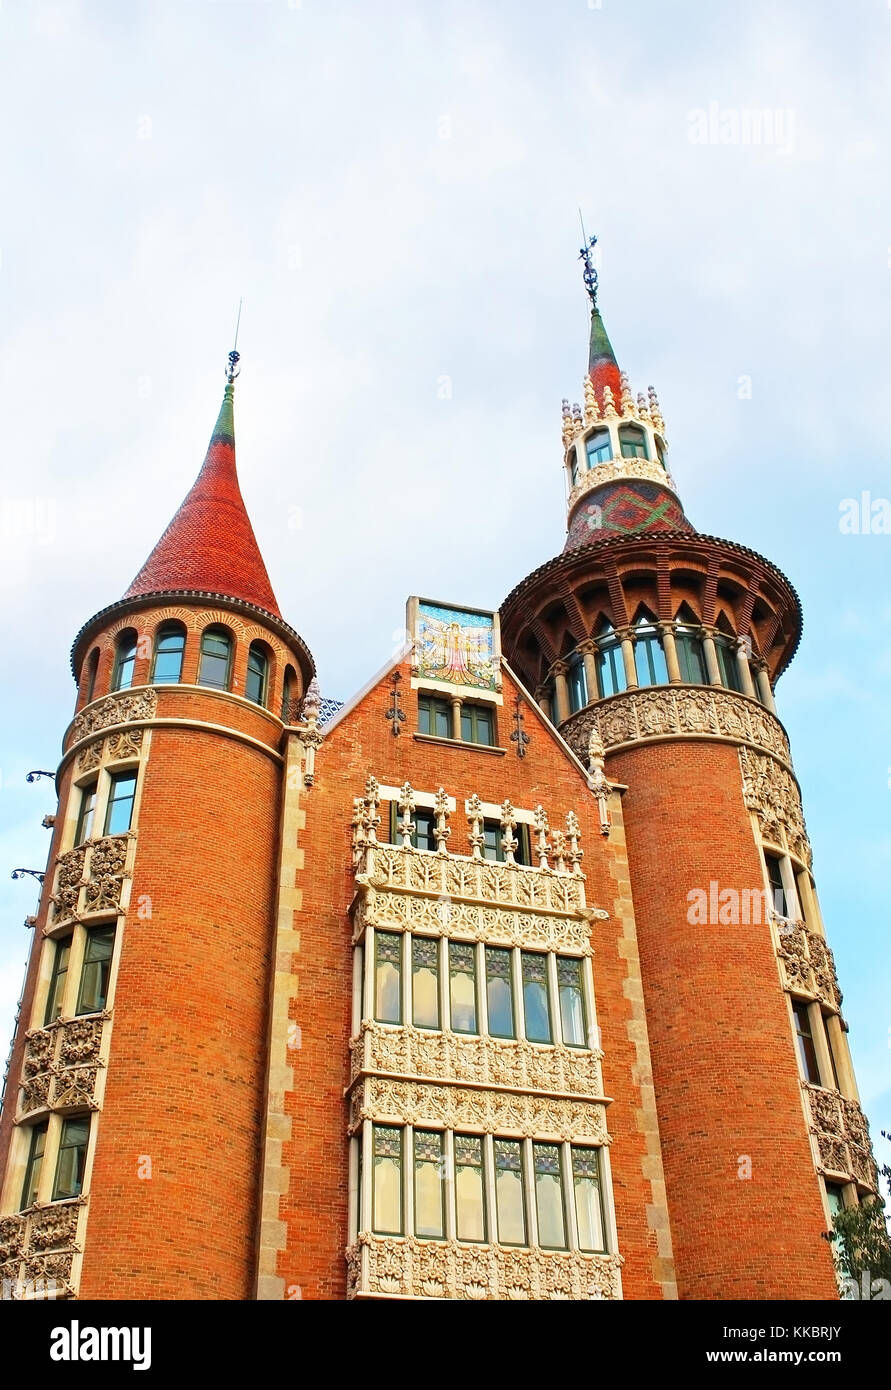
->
[0,0,888,1201]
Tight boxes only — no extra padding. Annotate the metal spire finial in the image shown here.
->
[227,298,243,383]
[578,211,599,306]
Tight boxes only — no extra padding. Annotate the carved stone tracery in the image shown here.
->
[776,923,842,1012]
[19,1015,106,1117]
[803,1085,878,1192]
[0,1198,83,1298]
[350,1075,608,1143]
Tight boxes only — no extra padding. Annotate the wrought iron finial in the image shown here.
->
[578,211,599,306]
[227,298,243,383]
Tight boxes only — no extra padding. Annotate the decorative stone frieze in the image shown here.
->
[353,888,595,955]
[346,1232,623,1301]
[561,686,791,768]
[350,1022,603,1098]
[19,1015,106,1117]
[776,923,842,1012]
[76,740,103,773]
[71,689,157,743]
[739,746,811,866]
[358,842,589,917]
[803,1085,878,1191]
[567,456,679,515]
[349,1076,609,1144]
[49,836,129,925]
[0,1198,83,1298]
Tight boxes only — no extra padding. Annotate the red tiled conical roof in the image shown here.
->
[123,378,281,617]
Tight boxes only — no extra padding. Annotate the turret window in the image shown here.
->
[151,623,186,685]
[83,649,99,704]
[714,632,742,692]
[633,616,668,687]
[586,431,612,467]
[674,622,707,684]
[764,853,788,918]
[595,623,626,698]
[21,1122,48,1210]
[111,632,137,692]
[246,643,269,706]
[103,770,137,836]
[567,652,588,713]
[75,924,116,1016]
[52,1116,90,1201]
[198,626,233,691]
[74,781,98,846]
[619,425,648,459]
[792,1001,821,1085]
[44,936,71,1025]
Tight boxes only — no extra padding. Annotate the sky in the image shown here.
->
[0,0,888,1204]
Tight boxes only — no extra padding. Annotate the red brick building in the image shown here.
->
[0,250,877,1301]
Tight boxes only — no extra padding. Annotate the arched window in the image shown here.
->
[595,621,626,698]
[111,631,137,692]
[198,626,232,690]
[567,652,588,713]
[673,607,707,684]
[633,613,668,687]
[619,425,648,460]
[586,430,612,468]
[151,622,186,685]
[246,642,269,706]
[83,648,100,704]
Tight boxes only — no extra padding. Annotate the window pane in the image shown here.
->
[455,1135,486,1242]
[676,632,707,684]
[765,855,787,917]
[372,1126,402,1234]
[474,709,493,745]
[586,431,611,466]
[521,953,552,1043]
[534,1144,567,1249]
[715,638,742,692]
[460,708,472,741]
[793,1002,821,1084]
[152,628,185,684]
[199,630,231,689]
[104,772,137,835]
[597,643,626,698]
[573,1148,606,1251]
[412,937,439,1029]
[374,934,402,1024]
[76,926,116,1015]
[45,937,71,1024]
[53,1116,90,1199]
[413,1131,444,1239]
[634,632,668,687]
[486,949,515,1038]
[568,656,587,713]
[418,699,432,735]
[482,823,501,862]
[449,943,477,1033]
[246,647,268,705]
[112,638,137,691]
[414,810,436,852]
[75,784,97,845]
[21,1123,47,1209]
[558,957,587,1047]
[495,1140,526,1245]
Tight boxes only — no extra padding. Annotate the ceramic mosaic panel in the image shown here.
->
[415,602,498,691]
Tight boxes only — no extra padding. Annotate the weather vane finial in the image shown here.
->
[227,298,243,383]
[578,210,598,306]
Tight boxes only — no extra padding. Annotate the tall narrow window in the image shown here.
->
[413,1131,445,1239]
[246,643,269,706]
[521,952,552,1043]
[557,957,587,1047]
[76,924,116,1016]
[412,937,439,1029]
[418,695,451,738]
[494,1140,526,1245]
[586,430,612,467]
[570,449,581,487]
[44,936,72,1024]
[573,1147,607,1251]
[21,1122,48,1209]
[374,933,402,1024]
[372,1126,402,1234]
[104,771,137,835]
[151,623,186,684]
[485,948,515,1038]
[281,667,296,722]
[449,943,477,1034]
[825,1023,842,1092]
[792,1001,821,1084]
[595,623,627,698]
[534,1143,567,1249]
[111,632,137,692]
[764,853,787,918]
[714,635,742,692]
[53,1116,90,1200]
[633,616,668,687]
[619,424,648,459]
[454,1135,486,1242]
[567,653,588,713]
[83,649,99,704]
[674,622,707,684]
[74,781,97,846]
[198,627,232,690]
[460,704,494,746]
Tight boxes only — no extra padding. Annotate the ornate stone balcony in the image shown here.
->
[69,688,157,746]
[359,841,588,918]
[777,923,842,1012]
[350,1021,604,1099]
[347,1232,623,1301]
[0,1198,84,1297]
[19,1015,106,1117]
[567,455,679,515]
[803,1085,878,1191]
[50,835,130,926]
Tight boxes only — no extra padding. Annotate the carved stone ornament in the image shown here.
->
[561,686,792,769]
[71,689,157,744]
[739,746,811,866]
[776,925,842,1012]
[347,1233,623,1301]
[803,1084,878,1192]
[353,887,595,956]
[50,846,87,924]
[567,455,679,515]
[349,1076,608,1144]
[83,835,129,914]
[350,1022,604,1099]
[19,1016,106,1117]
[1,1197,83,1298]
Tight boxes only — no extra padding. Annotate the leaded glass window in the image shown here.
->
[485,947,515,1038]
[75,924,115,1016]
[449,942,477,1034]
[494,1139,526,1245]
[454,1135,486,1242]
[374,933,402,1024]
[372,1126,403,1234]
[53,1116,90,1200]
[412,936,439,1029]
[413,1130,445,1239]
[573,1147,607,1251]
[534,1143,567,1249]
[521,952,552,1043]
[557,957,587,1047]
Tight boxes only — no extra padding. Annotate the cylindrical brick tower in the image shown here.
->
[0,353,314,1299]
[499,237,879,1300]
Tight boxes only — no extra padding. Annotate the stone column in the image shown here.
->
[701,633,722,687]
[579,641,599,704]
[552,662,571,723]
[535,687,551,719]
[619,634,638,690]
[735,640,757,699]
[451,696,462,740]
[659,623,682,684]
[755,663,777,714]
